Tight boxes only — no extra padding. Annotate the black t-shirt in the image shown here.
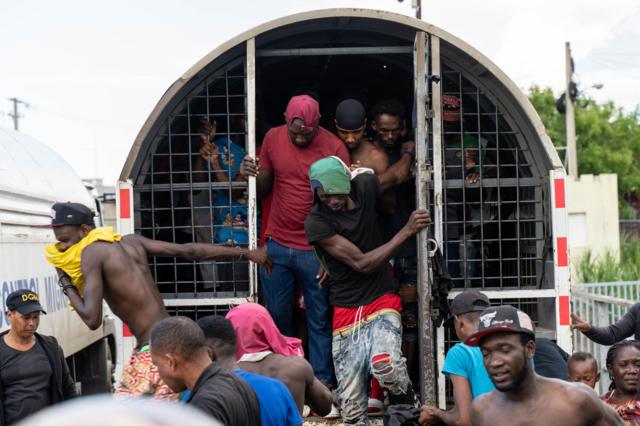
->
[305,173,398,307]
[533,338,569,381]
[380,146,416,258]
[188,362,260,426]
[0,337,52,425]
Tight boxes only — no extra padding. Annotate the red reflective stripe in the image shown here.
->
[123,323,132,337]
[559,295,570,326]
[557,237,568,267]
[554,178,565,208]
[119,188,131,219]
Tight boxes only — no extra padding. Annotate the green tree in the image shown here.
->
[528,86,640,217]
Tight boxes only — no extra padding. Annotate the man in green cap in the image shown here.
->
[304,156,430,425]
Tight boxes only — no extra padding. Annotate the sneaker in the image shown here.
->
[322,403,341,420]
[367,397,384,417]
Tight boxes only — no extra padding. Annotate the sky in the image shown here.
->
[1,0,639,186]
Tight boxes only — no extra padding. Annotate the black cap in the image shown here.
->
[6,289,47,315]
[51,202,94,227]
[465,305,535,346]
[335,98,366,130]
[443,290,490,327]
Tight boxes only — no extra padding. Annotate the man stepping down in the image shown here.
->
[304,157,429,424]
[44,202,271,399]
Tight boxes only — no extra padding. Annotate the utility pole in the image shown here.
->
[8,97,30,131]
[565,42,578,178]
[414,0,422,19]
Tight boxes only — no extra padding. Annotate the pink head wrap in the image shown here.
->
[226,303,304,358]
[284,95,320,127]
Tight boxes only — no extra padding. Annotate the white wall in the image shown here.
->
[566,174,620,280]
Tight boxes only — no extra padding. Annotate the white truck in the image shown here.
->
[0,127,117,394]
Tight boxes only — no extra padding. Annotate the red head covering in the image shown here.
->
[442,95,462,122]
[226,303,304,358]
[284,95,320,127]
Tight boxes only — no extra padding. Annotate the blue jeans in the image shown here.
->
[259,239,334,383]
[332,312,411,425]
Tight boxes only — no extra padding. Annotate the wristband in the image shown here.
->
[62,284,76,295]
[401,149,415,159]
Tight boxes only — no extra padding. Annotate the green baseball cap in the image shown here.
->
[309,156,351,195]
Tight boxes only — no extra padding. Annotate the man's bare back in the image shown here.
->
[57,228,270,346]
[471,377,623,426]
[238,353,332,416]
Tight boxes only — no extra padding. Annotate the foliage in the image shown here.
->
[576,235,640,283]
[528,86,640,203]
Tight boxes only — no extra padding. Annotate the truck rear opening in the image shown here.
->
[118,9,570,404]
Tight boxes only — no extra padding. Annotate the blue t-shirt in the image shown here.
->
[443,343,495,399]
[211,138,249,245]
[233,369,302,426]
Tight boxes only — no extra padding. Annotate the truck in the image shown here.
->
[0,127,117,395]
[117,8,570,406]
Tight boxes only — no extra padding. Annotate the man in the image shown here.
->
[370,99,420,389]
[149,316,260,425]
[334,98,414,192]
[567,352,600,389]
[465,305,623,426]
[0,289,76,425]
[226,303,333,417]
[439,95,483,284]
[304,156,430,424]
[240,94,349,386]
[335,97,417,415]
[419,290,493,426]
[45,201,270,399]
[197,315,302,426]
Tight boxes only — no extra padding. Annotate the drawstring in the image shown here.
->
[351,305,364,344]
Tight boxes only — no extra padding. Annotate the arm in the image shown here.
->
[239,155,274,198]
[573,305,639,345]
[57,342,78,399]
[419,375,472,426]
[127,234,271,270]
[378,144,414,192]
[302,363,333,416]
[58,245,105,330]
[316,209,429,274]
[577,388,625,425]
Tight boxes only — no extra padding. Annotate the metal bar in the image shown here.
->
[431,36,443,249]
[246,38,258,302]
[167,114,179,295]
[163,297,250,306]
[516,145,521,287]
[414,30,436,405]
[256,46,413,57]
[448,289,557,299]
[135,181,248,191]
[442,177,541,189]
[571,290,635,307]
[495,102,503,289]
[477,84,486,287]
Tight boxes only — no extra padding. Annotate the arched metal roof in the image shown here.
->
[0,127,94,220]
[120,8,562,181]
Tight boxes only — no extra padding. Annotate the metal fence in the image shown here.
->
[571,281,639,394]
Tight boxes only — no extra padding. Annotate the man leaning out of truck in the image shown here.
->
[0,289,77,425]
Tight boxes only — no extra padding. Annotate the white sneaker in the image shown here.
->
[322,403,341,420]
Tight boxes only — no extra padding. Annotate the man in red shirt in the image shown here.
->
[240,95,349,387]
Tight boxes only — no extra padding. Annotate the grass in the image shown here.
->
[576,234,640,283]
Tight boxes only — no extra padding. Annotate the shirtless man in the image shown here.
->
[334,98,413,184]
[225,302,333,416]
[45,202,270,399]
[465,305,623,426]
